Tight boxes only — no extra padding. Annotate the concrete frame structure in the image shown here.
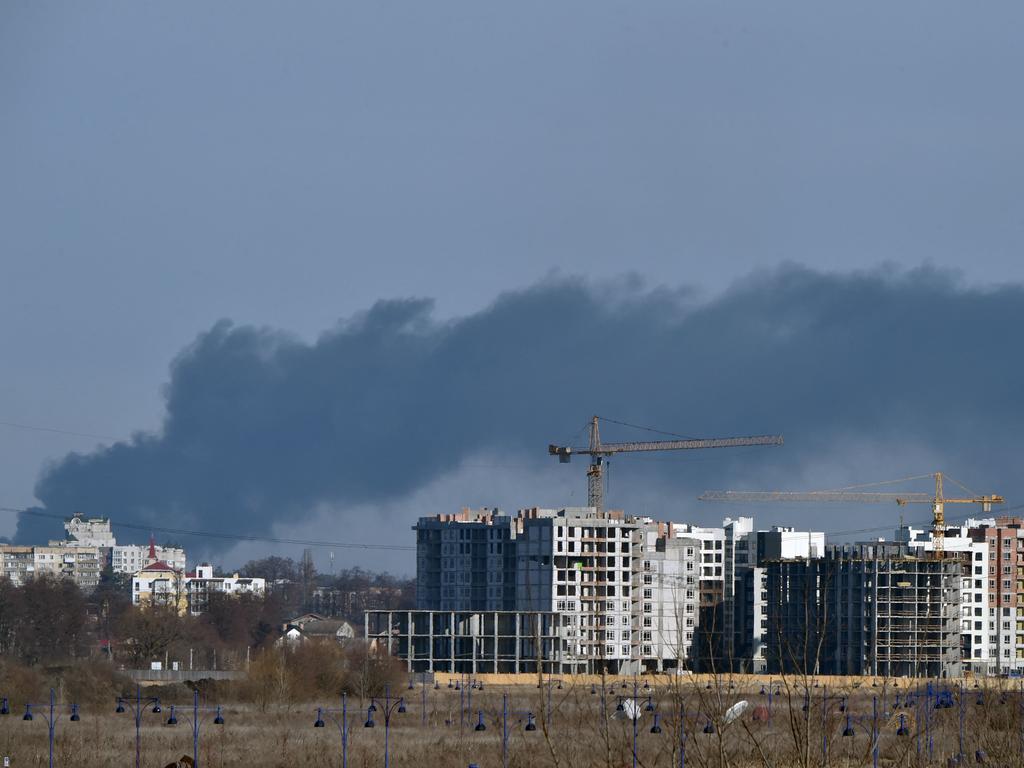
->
[365,610,566,674]
[414,507,702,674]
[765,543,962,678]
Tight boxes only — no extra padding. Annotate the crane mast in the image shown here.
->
[550,416,784,512]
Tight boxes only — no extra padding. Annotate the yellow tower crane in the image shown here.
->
[699,472,1004,557]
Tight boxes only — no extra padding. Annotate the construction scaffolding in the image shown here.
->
[765,544,962,678]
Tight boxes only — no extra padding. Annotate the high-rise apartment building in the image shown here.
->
[413,506,701,674]
[765,542,962,678]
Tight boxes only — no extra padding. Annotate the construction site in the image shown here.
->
[373,416,1015,680]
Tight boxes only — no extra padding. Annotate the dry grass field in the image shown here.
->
[2,675,1023,767]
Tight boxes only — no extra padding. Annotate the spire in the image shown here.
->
[148,535,157,562]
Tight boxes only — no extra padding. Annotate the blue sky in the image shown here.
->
[2,2,1022,570]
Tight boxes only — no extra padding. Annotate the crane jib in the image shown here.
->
[553,435,784,456]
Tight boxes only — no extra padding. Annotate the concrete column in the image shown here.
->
[405,611,412,672]
[428,610,434,673]
[515,612,521,673]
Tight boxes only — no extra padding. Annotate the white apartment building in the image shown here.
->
[184,564,267,615]
[113,544,186,575]
[62,514,117,548]
[671,517,754,667]
[640,528,700,666]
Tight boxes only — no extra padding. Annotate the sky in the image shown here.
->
[2,2,1023,574]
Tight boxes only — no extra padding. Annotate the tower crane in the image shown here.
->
[549,415,784,513]
[699,472,1004,557]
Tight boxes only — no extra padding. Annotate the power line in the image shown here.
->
[0,419,121,442]
[3,498,1021,555]
[0,506,414,552]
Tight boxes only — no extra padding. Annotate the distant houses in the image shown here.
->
[278,613,355,645]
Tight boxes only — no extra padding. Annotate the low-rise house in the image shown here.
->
[133,560,188,614]
[278,614,356,645]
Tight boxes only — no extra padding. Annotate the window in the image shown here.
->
[643,589,652,599]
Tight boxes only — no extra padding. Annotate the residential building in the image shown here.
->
[61,514,117,548]
[413,506,701,674]
[670,517,753,669]
[973,517,1024,675]
[737,526,827,673]
[0,544,103,590]
[897,517,1024,677]
[765,542,962,678]
[414,508,515,611]
[184,564,266,616]
[132,560,188,614]
[898,520,995,673]
[113,544,186,575]
[0,546,34,585]
[279,614,356,644]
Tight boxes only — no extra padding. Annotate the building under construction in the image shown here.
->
[765,543,962,678]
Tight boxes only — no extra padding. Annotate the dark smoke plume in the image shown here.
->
[18,265,1024,554]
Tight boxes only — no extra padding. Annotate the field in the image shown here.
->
[2,674,1023,767]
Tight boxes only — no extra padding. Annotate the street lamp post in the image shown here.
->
[164,688,225,768]
[22,688,81,768]
[365,685,406,768]
[314,692,352,768]
[115,684,163,768]
[615,681,657,768]
[468,692,536,768]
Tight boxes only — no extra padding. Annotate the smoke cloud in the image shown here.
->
[18,265,1024,566]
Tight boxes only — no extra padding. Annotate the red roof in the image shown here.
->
[142,560,177,572]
